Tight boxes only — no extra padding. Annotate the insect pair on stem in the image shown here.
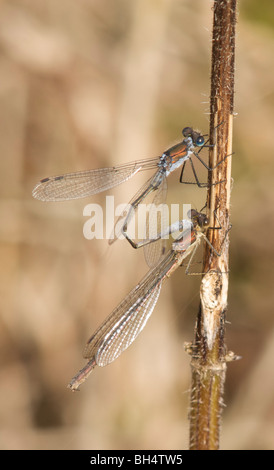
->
[32,125,230,389]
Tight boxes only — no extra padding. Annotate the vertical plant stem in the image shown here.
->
[188,0,237,450]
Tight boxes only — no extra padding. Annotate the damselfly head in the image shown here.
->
[182,127,204,147]
[188,209,209,229]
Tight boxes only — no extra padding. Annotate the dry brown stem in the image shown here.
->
[188,0,237,450]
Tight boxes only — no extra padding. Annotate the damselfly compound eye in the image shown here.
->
[182,127,192,138]
[196,135,205,147]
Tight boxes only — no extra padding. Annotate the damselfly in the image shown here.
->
[68,209,218,391]
[32,128,222,245]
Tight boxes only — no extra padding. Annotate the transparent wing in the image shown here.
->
[143,177,168,267]
[32,157,160,202]
[97,283,161,366]
[83,249,178,366]
[68,226,197,389]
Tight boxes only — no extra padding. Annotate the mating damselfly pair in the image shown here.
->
[32,126,224,389]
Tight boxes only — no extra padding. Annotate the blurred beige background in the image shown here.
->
[0,0,274,450]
